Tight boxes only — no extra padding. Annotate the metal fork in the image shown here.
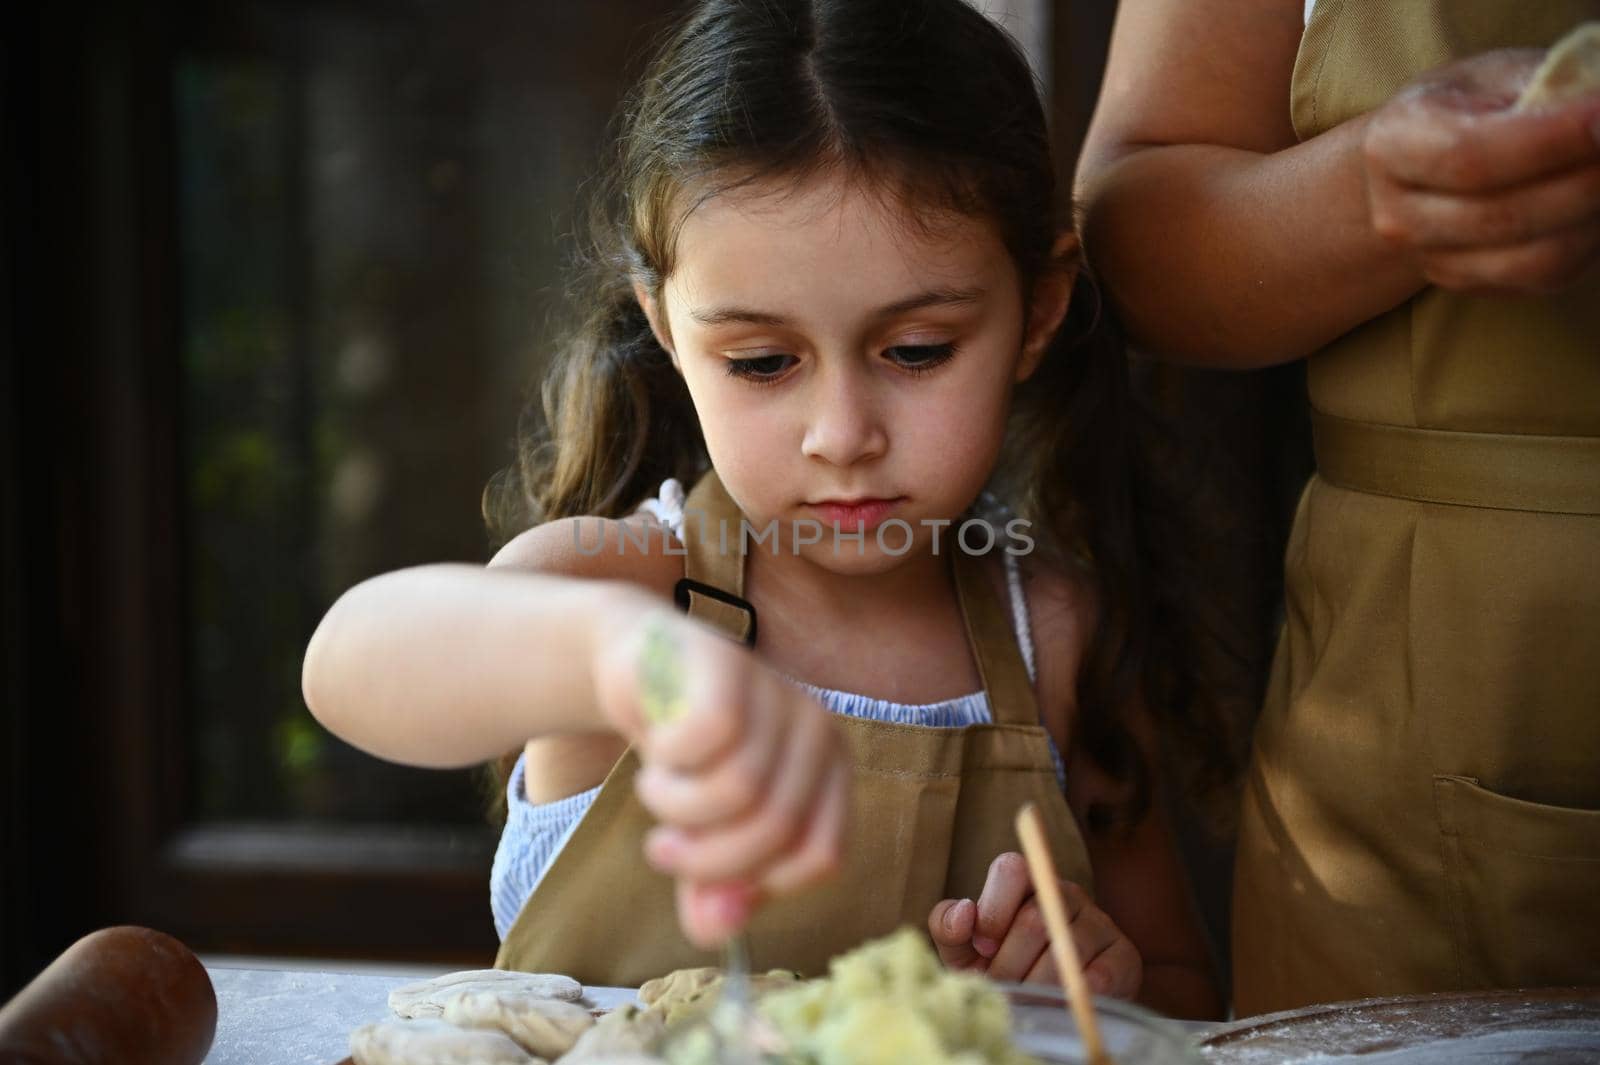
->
[708,933,765,1064]
[637,619,778,1062]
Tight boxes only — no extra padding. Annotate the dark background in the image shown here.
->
[2,0,1310,999]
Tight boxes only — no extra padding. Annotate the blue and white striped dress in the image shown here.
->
[489,479,1065,941]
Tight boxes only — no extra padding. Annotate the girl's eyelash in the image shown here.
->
[723,343,958,383]
[890,342,958,375]
[724,354,794,382]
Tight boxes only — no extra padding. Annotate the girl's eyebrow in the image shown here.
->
[688,286,985,327]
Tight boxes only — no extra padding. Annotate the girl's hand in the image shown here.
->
[592,608,851,947]
[926,852,1142,999]
[1363,48,1600,294]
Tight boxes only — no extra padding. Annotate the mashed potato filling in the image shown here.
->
[666,928,1038,1065]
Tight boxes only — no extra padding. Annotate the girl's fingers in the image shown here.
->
[622,616,749,771]
[1419,222,1600,293]
[1023,944,1058,986]
[646,710,836,881]
[984,899,1049,982]
[1373,161,1600,250]
[974,852,1036,956]
[745,699,836,836]
[675,879,759,950]
[1061,898,1129,991]
[592,609,675,740]
[1015,887,1134,995]
[758,757,850,896]
[1083,935,1144,1001]
[642,661,749,773]
[635,687,792,828]
[927,898,983,970]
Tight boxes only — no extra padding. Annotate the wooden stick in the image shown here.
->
[1015,802,1114,1065]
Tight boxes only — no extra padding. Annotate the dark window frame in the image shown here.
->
[9,2,704,984]
[102,1,505,964]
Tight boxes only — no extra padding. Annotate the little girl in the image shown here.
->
[303,0,1236,1020]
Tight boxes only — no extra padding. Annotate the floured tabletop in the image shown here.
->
[1201,988,1600,1064]
[203,966,637,1064]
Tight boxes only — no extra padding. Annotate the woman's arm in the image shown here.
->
[1074,0,1424,369]
[1078,0,1600,369]
[300,517,679,769]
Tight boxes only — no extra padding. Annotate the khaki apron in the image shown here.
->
[497,468,1093,985]
[1233,0,1600,1016]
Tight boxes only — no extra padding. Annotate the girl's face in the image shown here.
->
[638,173,1073,574]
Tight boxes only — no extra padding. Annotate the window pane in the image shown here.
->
[177,3,668,826]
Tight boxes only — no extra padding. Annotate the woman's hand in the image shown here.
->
[1363,49,1600,294]
[927,852,1142,999]
[593,608,851,948]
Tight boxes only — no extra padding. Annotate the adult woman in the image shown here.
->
[1076,0,1600,1016]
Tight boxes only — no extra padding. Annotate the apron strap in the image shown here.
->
[953,547,1042,730]
[678,468,758,646]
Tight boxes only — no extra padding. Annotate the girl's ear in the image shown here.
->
[632,279,680,370]
[1016,231,1081,383]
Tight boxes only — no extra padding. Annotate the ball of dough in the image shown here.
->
[561,1005,667,1062]
[1518,23,1600,109]
[639,967,802,1026]
[637,968,721,1011]
[442,989,594,1058]
[387,970,583,1019]
[349,1017,539,1065]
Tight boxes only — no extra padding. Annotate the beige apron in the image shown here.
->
[496,469,1093,985]
[1233,0,1600,1016]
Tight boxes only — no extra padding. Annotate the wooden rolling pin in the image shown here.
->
[0,926,217,1065]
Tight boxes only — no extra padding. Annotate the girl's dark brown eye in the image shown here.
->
[724,343,957,384]
[724,354,794,381]
[887,343,958,374]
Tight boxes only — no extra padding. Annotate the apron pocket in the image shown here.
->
[1433,774,1600,990]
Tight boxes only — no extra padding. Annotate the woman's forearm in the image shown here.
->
[301,564,645,768]
[1077,116,1426,369]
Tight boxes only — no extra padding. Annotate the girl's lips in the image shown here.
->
[807,497,903,531]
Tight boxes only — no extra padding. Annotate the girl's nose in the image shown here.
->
[799,371,888,467]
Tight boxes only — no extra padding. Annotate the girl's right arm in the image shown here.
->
[1075,0,1600,369]
[302,515,851,944]
[301,516,680,769]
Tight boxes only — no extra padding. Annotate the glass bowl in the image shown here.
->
[1002,984,1204,1065]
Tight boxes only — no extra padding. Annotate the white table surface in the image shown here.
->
[203,965,639,1064]
[202,964,1219,1063]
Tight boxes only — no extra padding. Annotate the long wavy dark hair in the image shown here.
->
[483,0,1249,835]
